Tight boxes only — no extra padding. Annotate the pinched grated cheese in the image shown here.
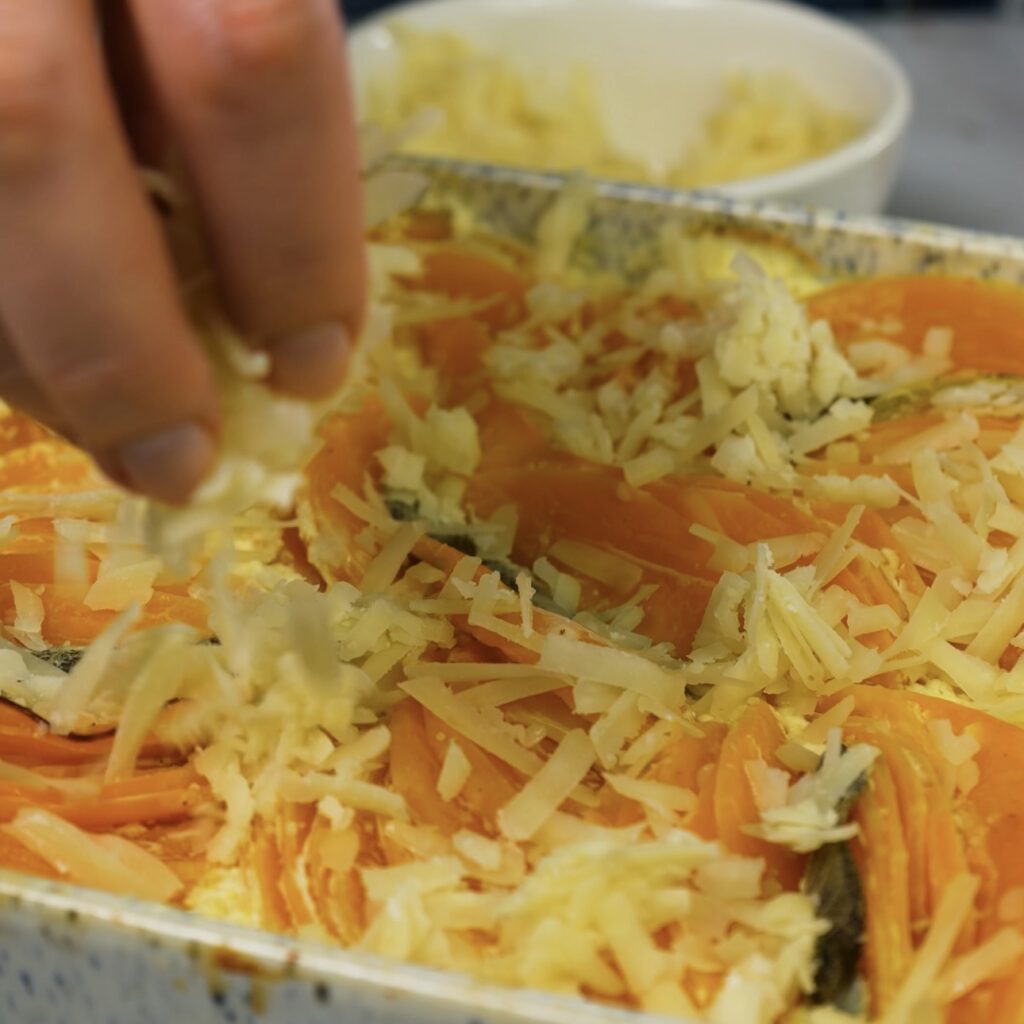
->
[144,184,430,564]
[146,364,320,561]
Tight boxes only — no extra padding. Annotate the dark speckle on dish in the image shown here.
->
[34,648,86,673]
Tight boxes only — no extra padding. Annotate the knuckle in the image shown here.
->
[40,341,210,448]
[44,345,150,413]
[191,0,327,107]
[0,40,65,173]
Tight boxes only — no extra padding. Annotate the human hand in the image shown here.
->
[0,0,366,504]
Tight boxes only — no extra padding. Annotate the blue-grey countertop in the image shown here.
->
[860,16,1024,236]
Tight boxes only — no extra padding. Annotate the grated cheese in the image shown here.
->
[623,447,676,489]
[452,830,503,872]
[83,555,161,612]
[7,178,1024,1024]
[539,634,685,707]
[436,740,472,802]
[47,603,141,734]
[788,399,873,457]
[9,581,45,649]
[604,773,697,819]
[747,733,879,853]
[549,540,644,592]
[52,518,90,587]
[360,521,425,594]
[803,473,902,509]
[3,808,182,902]
[589,691,646,768]
[104,629,198,781]
[882,874,980,1023]
[932,927,1024,1003]
[497,729,596,841]
[401,678,543,776]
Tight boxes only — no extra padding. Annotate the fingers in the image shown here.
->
[129,0,367,399]
[0,326,64,431]
[0,0,219,505]
[99,1,167,165]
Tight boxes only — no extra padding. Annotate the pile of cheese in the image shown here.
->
[365,25,863,189]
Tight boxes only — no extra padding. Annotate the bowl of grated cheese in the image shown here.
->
[349,0,912,214]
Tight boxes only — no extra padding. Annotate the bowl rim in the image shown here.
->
[348,0,914,200]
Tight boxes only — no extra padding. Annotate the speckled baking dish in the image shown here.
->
[2,158,1024,1024]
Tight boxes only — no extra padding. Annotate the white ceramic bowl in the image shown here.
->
[349,0,913,214]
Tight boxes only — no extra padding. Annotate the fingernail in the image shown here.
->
[117,422,215,505]
[268,322,350,399]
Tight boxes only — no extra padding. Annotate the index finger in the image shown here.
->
[128,0,367,398]
[0,0,220,504]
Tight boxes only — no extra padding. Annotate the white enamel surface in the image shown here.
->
[0,872,669,1024]
[349,0,912,213]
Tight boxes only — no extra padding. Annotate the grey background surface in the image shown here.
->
[860,17,1024,236]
